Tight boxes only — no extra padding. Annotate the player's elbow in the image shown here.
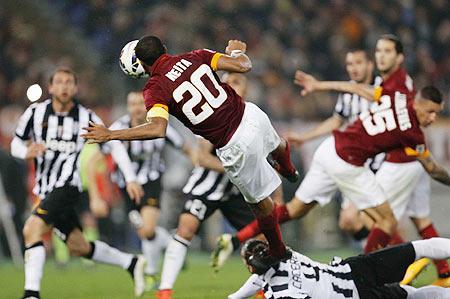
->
[237,58,252,73]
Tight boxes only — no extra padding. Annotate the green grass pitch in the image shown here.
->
[0,249,440,299]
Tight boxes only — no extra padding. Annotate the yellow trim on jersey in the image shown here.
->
[374,86,383,102]
[147,106,169,122]
[404,147,430,158]
[153,103,168,111]
[211,53,224,71]
[36,207,48,215]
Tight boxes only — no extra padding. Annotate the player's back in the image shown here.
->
[143,49,246,148]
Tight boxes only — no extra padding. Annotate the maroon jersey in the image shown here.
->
[143,49,245,148]
[333,83,428,166]
[379,68,417,163]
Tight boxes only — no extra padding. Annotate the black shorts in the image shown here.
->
[182,192,255,230]
[122,178,162,211]
[346,243,415,299]
[32,186,82,242]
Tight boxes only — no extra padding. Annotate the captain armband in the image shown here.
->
[146,104,169,122]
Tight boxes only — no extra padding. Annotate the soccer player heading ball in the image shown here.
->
[82,36,300,298]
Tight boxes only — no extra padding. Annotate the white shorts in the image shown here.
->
[376,161,430,220]
[295,136,386,210]
[216,102,281,204]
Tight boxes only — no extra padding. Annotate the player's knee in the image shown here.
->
[338,213,357,233]
[67,239,91,257]
[138,226,156,240]
[23,217,44,244]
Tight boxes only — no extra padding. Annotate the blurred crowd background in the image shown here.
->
[0,0,449,258]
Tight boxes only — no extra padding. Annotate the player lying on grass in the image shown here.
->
[229,238,450,299]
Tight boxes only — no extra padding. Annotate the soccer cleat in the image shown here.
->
[130,255,147,297]
[144,274,159,291]
[254,289,265,298]
[22,290,40,299]
[268,141,299,183]
[211,234,234,272]
[400,258,431,285]
[156,289,173,299]
[432,275,450,287]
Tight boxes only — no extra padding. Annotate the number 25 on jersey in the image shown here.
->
[173,64,227,125]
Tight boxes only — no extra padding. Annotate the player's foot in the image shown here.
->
[269,141,299,183]
[22,290,40,299]
[249,247,293,275]
[156,289,173,299]
[432,273,450,287]
[254,289,265,298]
[127,255,147,297]
[144,274,159,291]
[211,234,234,272]
[400,258,431,285]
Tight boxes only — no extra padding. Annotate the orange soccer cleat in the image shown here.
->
[254,289,266,298]
[156,289,173,299]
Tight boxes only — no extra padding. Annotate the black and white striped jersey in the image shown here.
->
[14,99,102,198]
[108,115,184,188]
[259,252,358,299]
[182,150,238,201]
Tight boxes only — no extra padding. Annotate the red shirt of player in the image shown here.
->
[333,81,428,167]
[143,49,245,148]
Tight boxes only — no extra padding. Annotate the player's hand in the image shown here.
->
[25,142,46,159]
[284,131,306,147]
[225,40,247,55]
[90,198,109,218]
[294,70,319,96]
[126,181,144,204]
[81,122,112,144]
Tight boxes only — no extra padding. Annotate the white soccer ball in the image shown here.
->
[119,40,148,78]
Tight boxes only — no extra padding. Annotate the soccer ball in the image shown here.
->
[119,40,148,78]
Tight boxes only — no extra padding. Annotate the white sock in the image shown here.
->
[91,240,133,269]
[24,242,46,292]
[159,235,190,290]
[402,285,450,298]
[412,238,450,260]
[142,227,170,275]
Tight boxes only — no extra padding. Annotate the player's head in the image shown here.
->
[241,239,270,274]
[375,34,404,75]
[414,86,444,127]
[135,36,167,72]
[345,48,373,83]
[48,68,78,104]
[222,72,248,98]
[127,91,147,122]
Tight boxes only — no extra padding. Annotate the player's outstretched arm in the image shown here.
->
[216,40,252,73]
[417,154,450,185]
[197,138,225,173]
[82,117,168,143]
[286,114,344,146]
[294,70,379,101]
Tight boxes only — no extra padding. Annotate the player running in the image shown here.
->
[229,238,450,299]
[82,37,299,273]
[11,68,147,299]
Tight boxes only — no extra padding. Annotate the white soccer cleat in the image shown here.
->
[211,234,234,272]
[133,255,147,297]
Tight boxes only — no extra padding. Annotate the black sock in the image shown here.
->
[127,256,138,277]
[23,290,40,298]
[231,236,240,251]
[83,241,96,259]
[352,227,370,241]
[439,271,450,279]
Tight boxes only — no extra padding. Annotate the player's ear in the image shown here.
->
[397,53,404,65]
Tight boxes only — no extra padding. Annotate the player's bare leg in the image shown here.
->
[22,215,52,299]
[339,202,372,246]
[66,229,146,297]
[362,201,397,253]
[402,216,450,286]
[269,138,299,182]
[157,213,200,299]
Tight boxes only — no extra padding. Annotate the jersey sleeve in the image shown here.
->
[165,124,184,149]
[333,93,346,118]
[192,49,224,71]
[15,105,36,140]
[144,83,170,121]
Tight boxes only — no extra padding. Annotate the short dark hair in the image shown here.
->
[378,34,404,54]
[135,36,166,66]
[49,68,77,84]
[420,86,443,104]
[347,48,372,61]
